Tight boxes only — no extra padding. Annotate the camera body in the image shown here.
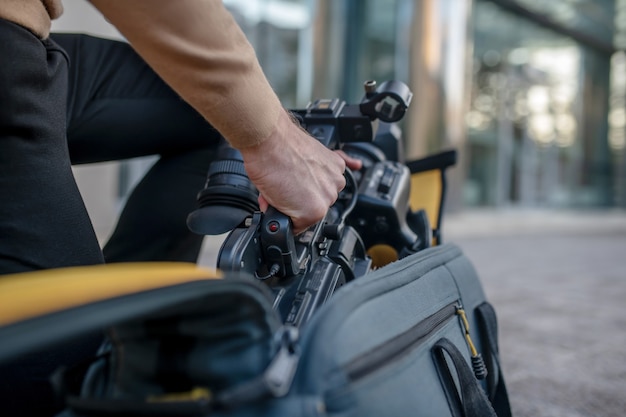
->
[190,80,429,328]
[348,159,425,256]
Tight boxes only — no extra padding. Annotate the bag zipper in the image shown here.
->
[343,302,459,381]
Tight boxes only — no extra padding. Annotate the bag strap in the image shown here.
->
[475,302,512,417]
[433,338,498,417]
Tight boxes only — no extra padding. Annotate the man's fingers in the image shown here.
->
[257,195,269,212]
[335,150,363,171]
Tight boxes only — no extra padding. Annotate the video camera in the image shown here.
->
[187,80,432,328]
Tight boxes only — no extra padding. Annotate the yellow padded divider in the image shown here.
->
[409,169,442,229]
[0,263,221,326]
[367,244,399,269]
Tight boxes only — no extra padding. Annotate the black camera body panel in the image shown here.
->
[218,207,370,326]
[276,258,345,328]
[348,161,421,254]
[294,99,375,149]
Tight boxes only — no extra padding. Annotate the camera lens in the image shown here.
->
[187,143,259,235]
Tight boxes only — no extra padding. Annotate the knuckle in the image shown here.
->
[339,174,346,190]
[314,203,327,219]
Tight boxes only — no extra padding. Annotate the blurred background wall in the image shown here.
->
[52,0,626,244]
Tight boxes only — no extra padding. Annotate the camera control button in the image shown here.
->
[378,167,395,194]
[268,221,280,233]
[309,98,340,113]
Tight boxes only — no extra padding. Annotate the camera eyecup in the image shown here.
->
[187,144,259,235]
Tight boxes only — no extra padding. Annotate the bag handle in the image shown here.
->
[432,338,497,417]
[475,302,512,417]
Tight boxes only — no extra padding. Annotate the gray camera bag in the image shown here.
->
[281,242,511,417]
[0,244,510,417]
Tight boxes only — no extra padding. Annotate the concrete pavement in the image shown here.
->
[446,209,626,417]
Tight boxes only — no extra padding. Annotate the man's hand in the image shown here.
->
[240,110,362,234]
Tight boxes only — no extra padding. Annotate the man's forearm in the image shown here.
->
[90,0,283,149]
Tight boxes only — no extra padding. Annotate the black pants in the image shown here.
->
[0,19,221,415]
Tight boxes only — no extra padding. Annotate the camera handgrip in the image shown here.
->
[260,207,299,278]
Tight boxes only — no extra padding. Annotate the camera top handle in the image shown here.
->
[292,80,412,150]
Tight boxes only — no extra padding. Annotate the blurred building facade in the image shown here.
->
[53,0,626,240]
[225,0,626,210]
[467,0,625,209]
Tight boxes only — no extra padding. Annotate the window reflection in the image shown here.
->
[224,0,313,107]
[609,51,626,150]
[220,0,622,209]
[468,1,613,208]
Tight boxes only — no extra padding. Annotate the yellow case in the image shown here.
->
[0,263,222,363]
[0,262,220,326]
[406,149,457,246]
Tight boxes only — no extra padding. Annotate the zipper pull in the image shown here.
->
[263,325,300,397]
[456,306,487,380]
